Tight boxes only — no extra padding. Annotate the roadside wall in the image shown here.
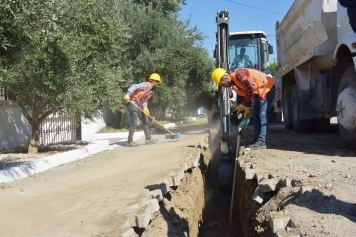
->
[0,101,31,149]
[81,117,106,141]
[0,101,118,149]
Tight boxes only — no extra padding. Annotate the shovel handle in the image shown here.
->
[129,101,174,135]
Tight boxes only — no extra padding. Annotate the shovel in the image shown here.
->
[129,101,181,139]
[229,115,250,222]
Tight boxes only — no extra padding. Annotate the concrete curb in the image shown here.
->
[90,120,187,141]
[238,154,301,236]
[117,134,210,237]
[0,140,109,183]
[0,119,192,184]
[91,131,144,140]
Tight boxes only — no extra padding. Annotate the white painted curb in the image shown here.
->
[0,140,109,183]
[91,131,144,140]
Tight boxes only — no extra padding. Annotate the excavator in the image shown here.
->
[213,9,276,194]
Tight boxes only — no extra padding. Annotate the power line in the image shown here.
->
[226,0,285,15]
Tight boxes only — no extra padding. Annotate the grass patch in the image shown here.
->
[97,116,207,133]
[98,126,128,133]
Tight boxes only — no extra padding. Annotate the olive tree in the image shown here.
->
[0,0,131,153]
[121,3,214,119]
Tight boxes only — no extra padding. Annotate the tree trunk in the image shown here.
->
[119,110,126,128]
[28,110,41,154]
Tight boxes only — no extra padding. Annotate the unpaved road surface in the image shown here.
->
[0,128,209,237]
[1,118,356,237]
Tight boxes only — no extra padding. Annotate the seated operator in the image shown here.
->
[231,47,253,70]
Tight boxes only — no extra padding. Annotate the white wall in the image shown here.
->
[0,100,109,149]
[0,101,31,149]
[81,117,106,141]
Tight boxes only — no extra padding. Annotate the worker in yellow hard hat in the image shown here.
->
[212,67,275,150]
[123,73,161,147]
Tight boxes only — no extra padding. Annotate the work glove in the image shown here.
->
[244,108,251,117]
[236,104,245,114]
[123,95,130,103]
[143,109,149,117]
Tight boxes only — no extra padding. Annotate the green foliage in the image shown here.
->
[132,0,187,15]
[0,0,130,123]
[270,62,278,75]
[121,4,215,119]
[98,126,128,133]
[0,0,216,149]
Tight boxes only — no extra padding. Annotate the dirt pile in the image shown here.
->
[234,123,356,237]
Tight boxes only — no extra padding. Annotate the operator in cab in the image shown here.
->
[231,47,253,70]
[211,68,275,150]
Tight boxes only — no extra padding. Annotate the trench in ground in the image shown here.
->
[138,124,266,237]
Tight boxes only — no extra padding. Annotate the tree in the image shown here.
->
[0,0,131,153]
[0,0,218,153]
[270,62,278,75]
[121,3,214,118]
[132,0,186,16]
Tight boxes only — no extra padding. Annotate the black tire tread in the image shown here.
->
[282,87,293,129]
[291,85,313,133]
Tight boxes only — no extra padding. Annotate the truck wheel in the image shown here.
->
[291,85,313,133]
[337,67,356,149]
[312,118,330,133]
[282,87,293,129]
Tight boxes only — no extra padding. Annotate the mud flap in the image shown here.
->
[296,90,318,120]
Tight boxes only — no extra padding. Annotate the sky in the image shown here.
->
[178,0,295,62]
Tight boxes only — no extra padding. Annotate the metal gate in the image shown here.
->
[39,113,80,145]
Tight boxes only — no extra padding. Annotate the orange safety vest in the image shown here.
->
[230,69,275,100]
[130,82,154,107]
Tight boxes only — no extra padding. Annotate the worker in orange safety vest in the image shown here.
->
[211,68,275,150]
[123,73,161,147]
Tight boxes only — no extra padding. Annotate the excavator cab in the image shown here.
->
[229,31,272,73]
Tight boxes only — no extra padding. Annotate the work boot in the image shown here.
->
[126,141,139,147]
[145,138,158,145]
[248,140,266,150]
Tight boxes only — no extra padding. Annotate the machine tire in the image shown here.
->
[337,67,356,149]
[269,109,282,124]
[282,87,293,129]
[291,85,313,133]
[312,118,330,133]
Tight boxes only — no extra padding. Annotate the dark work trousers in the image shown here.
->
[127,102,151,143]
[339,0,356,33]
[252,85,275,142]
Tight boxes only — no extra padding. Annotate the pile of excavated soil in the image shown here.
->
[235,123,356,237]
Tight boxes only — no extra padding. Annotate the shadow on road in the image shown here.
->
[243,123,356,158]
[279,189,356,223]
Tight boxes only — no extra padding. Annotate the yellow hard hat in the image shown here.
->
[149,73,162,84]
[211,68,226,85]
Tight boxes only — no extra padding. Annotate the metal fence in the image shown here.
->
[1,90,82,146]
[39,113,81,145]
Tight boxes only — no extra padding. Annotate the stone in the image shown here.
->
[259,178,280,192]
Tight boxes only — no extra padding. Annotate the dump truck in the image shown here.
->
[275,0,356,149]
[212,9,279,193]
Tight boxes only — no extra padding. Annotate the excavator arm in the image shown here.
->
[215,10,234,194]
